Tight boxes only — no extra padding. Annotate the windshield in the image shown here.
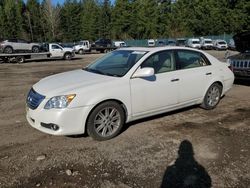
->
[218,41,226,45]
[84,50,147,77]
[192,41,200,44]
[204,40,212,44]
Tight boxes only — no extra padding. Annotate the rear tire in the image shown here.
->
[201,83,222,110]
[16,56,25,64]
[64,53,72,60]
[87,101,125,141]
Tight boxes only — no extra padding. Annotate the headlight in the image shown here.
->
[44,94,76,109]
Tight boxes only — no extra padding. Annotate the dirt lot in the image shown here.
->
[0,50,249,188]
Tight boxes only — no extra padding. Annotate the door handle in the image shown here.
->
[171,78,179,82]
[206,72,212,75]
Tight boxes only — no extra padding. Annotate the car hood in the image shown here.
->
[63,47,73,52]
[233,31,250,53]
[33,69,114,97]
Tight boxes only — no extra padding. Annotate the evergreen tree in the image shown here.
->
[25,0,43,42]
[131,0,159,39]
[98,0,112,38]
[60,0,82,42]
[2,0,24,39]
[80,0,99,41]
[111,0,132,39]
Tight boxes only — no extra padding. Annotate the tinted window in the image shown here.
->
[18,39,28,43]
[176,50,210,69]
[8,39,18,42]
[141,51,175,74]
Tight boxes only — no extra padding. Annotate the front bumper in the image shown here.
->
[26,105,93,135]
[233,68,250,77]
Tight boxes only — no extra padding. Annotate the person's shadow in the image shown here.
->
[161,140,212,188]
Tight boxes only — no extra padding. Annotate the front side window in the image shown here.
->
[177,50,210,69]
[85,50,147,77]
[52,45,61,50]
[141,50,175,74]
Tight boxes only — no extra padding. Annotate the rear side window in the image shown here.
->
[141,50,175,74]
[18,39,28,43]
[176,50,210,69]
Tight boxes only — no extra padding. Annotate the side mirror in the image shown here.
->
[132,67,155,78]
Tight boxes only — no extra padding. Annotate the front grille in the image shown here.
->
[231,60,250,69]
[26,88,45,110]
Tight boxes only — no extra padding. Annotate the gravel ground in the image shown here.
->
[0,50,249,188]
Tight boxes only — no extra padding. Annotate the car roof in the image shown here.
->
[118,46,204,53]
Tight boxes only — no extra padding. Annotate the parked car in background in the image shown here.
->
[0,43,75,63]
[113,41,127,48]
[91,39,117,53]
[26,46,234,141]
[166,39,176,46]
[213,40,228,50]
[228,39,236,51]
[176,38,187,46]
[148,39,155,47]
[186,38,201,49]
[92,39,112,48]
[73,40,91,54]
[227,31,250,78]
[200,38,213,50]
[0,39,41,54]
[157,40,167,46]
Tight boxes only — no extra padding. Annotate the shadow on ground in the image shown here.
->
[234,78,250,86]
[161,140,212,188]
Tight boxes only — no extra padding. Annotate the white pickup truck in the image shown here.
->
[0,43,75,63]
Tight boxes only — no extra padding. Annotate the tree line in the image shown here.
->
[0,0,249,42]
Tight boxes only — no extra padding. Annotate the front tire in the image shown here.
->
[4,46,13,54]
[87,101,125,141]
[201,83,222,110]
[78,49,84,55]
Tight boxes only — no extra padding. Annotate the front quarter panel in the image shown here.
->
[68,78,132,120]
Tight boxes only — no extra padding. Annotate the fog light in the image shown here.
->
[41,123,59,131]
[51,124,59,131]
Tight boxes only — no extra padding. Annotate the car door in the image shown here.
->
[50,44,64,57]
[18,39,30,51]
[130,50,179,116]
[174,49,213,103]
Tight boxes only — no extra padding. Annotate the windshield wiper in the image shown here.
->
[83,67,120,77]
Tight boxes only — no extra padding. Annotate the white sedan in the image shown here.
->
[26,47,234,140]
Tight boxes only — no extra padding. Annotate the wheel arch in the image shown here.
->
[4,45,13,51]
[84,99,128,134]
[203,80,224,99]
